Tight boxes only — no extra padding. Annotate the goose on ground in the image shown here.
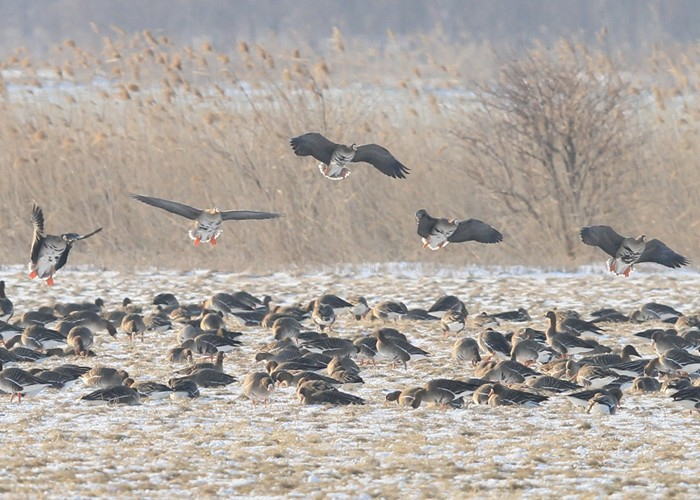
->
[64,310,118,337]
[527,375,582,393]
[545,312,598,357]
[81,366,130,388]
[477,328,511,361]
[348,296,370,320]
[273,370,341,388]
[489,308,531,322]
[66,326,94,356]
[27,203,102,286]
[421,378,487,406]
[0,281,13,321]
[272,317,302,342]
[441,307,466,336]
[579,345,642,367]
[176,351,225,375]
[385,387,426,408]
[586,391,619,415]
[632,302,683,323]
[651,330,695,355]
[580,225,688,276]
[169,379,200,399]
[81,385,140,405]
[0,321,24,345]
[296,380,365,405]
[127,379,173,400]
[131,194,280,246]
[170,368,236,388]
[290,132,409,180]
[416,209,503,251]
[242,372,275,404]
[575,365,619,388]
[565,387,623,409]
[121,313,146,342]
[374,328,429,369]
[0,361,53,402]
[428,296,467,317]
[510,338,555,365]
[370,301,407,321]
[302,337,357,358]
[451,337,481,366]
[670,386,700,410]
[21,325,67,351]
[311,302,335,332]
[659,349,700,374]
[487,383,548,407]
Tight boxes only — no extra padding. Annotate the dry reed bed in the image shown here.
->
[0,31,699,271]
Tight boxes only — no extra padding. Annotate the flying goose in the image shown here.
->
[580,225,688,276]
[131,194,280,246]
[0,281,13,321]
[290,132,409,180]
[28,204,102,286]
[416,210,503,251]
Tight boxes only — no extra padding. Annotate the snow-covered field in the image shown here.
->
[1,265,699,498]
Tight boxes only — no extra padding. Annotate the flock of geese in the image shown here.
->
[0,279,699,413]
[3,131,696,413]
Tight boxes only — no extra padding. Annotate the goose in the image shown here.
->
[272,317,302,342]
[353,336,378,364]
[302,337,357,358]
[451,337,481,366]
[580,225,688,276]
[0,321,23,345]
[428,296,467,317]
[311,302,335,332]
[242,372,275,404]
[632,376,661,393]
[182,332,242,357]
[658,349,700,374]
[669,386,700,410]
[565,387,623,409]
[440,307,466,336]
[575,365,619,388]
[472,383,496,405]
[586,391,619,415]
[374,328,429,369]
[21,325,67,351]
[487,384,548,407]
[651,330,695,355]
[170,368,236,388]
[489,308,531,322]
[153,292,179,311]
[385,387,426,408]
[126,379,173,400]
[273,370,341,388]
[66,326,94,356]
[0,281,13,321]
[348,296,370,320]
[131,194,279,246]
[309,295,354,315]
[54,298,103,317]
[27,203,102,286]
[81,367,130,388]
[199,311,225,332]
[370,301,408,321]
[632,303,683,323]
[167,347,192,363]
[10,346,46,362]
[544,312,598,357]
[176,351,225,375]
[578,345,642,367]
[527,375,582,393]
[510,338,555,365]
[169,379,200,399]
[0,361,53,402]
[64,311,118,337]
[416,209,503,251]
[296,380,365,405]
[81,385,140,405]
[29,368,78,389]
[121,313,146,342]
[144,312,172,333]
[290,132,409,180]
[421,378,488,406]
[16,310,57,327]
[477,328,511,361]
[608,358,659,378]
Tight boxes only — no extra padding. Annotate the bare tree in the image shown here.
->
[454,41,639,257]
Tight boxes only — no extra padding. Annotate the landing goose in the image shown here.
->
[416,209,502,251]
[0,281,13,321]
[27,203,102,286]
[290,132,409,180]
[580,225,688,276]
[131,194,279,246]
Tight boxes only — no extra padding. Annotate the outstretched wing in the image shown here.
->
[416,211,437,238]
[290,133,338,165]
[131,194,202,220]
[580,225,625,257]
[448,219,503,244]
[352,144,409,179]
[220,210,280,221]
[637,239,689,268]
[30,203,45,264]
[75,227,103,241]
[55,245,73,272]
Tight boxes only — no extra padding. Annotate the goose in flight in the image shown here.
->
[290,132,409,180]
[28,204,102,286]
[415,209,503,250]
[580,225,688,276]
[131,194,280,246]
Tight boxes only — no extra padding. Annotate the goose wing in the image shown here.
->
[352,144,409,179]
[289,132,338,165]
[30,204,45,264]
[131,194,202,220]
[449,219,503,244]
[580,225,625,257]
[637,239,689,268]
[220,210,280,221]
